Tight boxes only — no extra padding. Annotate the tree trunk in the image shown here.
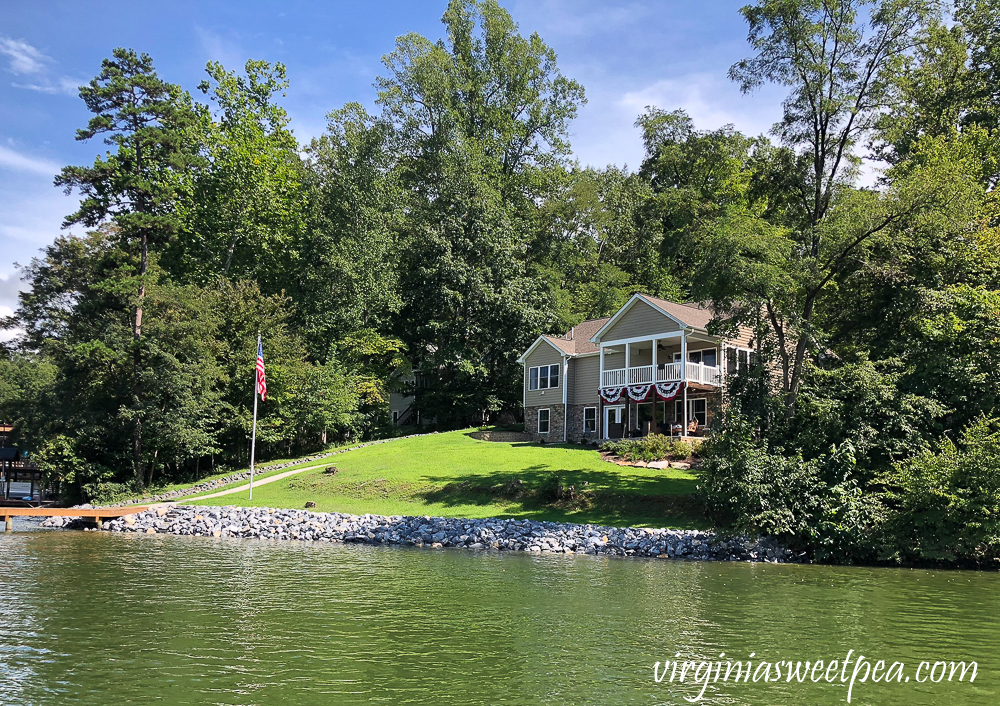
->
[132,228,147,488]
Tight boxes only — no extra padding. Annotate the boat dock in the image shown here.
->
[1,506,151,530]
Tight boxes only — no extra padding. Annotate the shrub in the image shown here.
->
[880,417,1000,565]
[697,413,882,561]
[82,481,140,506]
[601,434,690,462]
[666,440,693,460]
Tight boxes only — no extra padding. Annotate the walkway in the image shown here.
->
[181,463,329,502]
[2,506,151,530]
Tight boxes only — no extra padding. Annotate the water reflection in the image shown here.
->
[0,531,996,705]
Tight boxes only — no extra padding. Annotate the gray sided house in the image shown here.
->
[517,294,755,443]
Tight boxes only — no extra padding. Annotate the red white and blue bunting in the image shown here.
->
[627,385,654,401]
[599,381,685,404]
[654,381,683,400]
[599,387,625,404]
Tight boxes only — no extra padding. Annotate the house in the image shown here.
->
[0,422,43,503]
[517,294,755,442]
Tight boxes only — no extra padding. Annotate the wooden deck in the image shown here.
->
[1,506,151,530]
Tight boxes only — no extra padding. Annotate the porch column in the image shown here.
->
[681,330,688,437]
[652,337,658,381]
[625,342,631,376]
[600,345,605,387]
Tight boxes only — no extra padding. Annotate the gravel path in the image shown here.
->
[185,463,328,501]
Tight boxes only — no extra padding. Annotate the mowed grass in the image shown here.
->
[145,450,346,497]
[183,430,708,529]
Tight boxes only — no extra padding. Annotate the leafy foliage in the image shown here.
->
[881,417,1000,565]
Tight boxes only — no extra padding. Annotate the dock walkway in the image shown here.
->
[1,506,151,530]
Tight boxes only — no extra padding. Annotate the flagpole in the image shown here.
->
[249,331,260,501]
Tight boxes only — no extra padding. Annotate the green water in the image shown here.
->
[0,530,997,705]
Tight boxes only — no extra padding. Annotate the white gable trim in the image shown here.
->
[517,336,567,363]
[590,294,690,342]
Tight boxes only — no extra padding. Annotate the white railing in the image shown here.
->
[685,362,722,386]
[602,362,721,388]
[658,362,681,381]
[603,368,627,387]
[628,365,654,384]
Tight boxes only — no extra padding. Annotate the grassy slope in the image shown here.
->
[145,452,344,496]
[184,430,707,529]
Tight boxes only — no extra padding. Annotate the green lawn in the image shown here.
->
[183,430,708,529]
[144,449,346,497]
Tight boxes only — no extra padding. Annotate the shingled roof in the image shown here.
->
[542,316,609,356]
[640,295,717,330]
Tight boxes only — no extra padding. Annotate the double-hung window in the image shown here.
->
[528,364,560,391]
[583,407,597,434]
[537,409,550,434]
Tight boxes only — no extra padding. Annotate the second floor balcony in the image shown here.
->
[601,361,722,388]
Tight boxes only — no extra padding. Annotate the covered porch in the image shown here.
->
[600,384,717,440]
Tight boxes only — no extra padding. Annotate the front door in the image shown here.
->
[604,405,624,439]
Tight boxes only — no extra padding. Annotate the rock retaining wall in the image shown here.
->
[46,505,798,563]
[468,430,534,443]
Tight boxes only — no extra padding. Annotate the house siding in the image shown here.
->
[730,326,755,349]
[601,300,681,342]
[523,342,564,408]
[570,356,600,405]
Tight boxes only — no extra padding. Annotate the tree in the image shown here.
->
[166,60,305,286]
[702,0,958,413]
[876,0,1000,191]
[296,103,404,359]
[55,48,203,485]
[376,0,585,424]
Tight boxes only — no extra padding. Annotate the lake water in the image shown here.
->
[0,527,997,705]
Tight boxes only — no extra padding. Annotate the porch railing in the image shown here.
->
[601,362,720,388]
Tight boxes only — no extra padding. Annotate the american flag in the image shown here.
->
[256,336,267,400]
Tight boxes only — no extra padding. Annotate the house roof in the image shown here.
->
[543,317,609,355]
[641,295,716,330]
[589,293,720,342]
[519,294,754,364]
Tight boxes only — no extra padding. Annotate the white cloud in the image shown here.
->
[0,144,62,178]
[12,76,81,96]
[0,36,83,96]
[619,73,782,138]
[0,278,23,343]
[0,37,50,75]
[565,73,784,170]
[196,26,248,70]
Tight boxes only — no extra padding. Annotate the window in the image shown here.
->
[727,348,753,374]
[674,398,708,427]
[674,348,718,366]
[583,407,597,434]
[392,411,399,425]
[537,408,550,434]
[528,364,560,391]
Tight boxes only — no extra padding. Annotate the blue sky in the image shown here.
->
[0,1,788,329]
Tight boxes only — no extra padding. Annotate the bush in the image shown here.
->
[82,481,140,506]
[880,417,1000,565]
[600,434,693,462]
[697,414,882,561]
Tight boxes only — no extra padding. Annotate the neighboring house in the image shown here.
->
[517,294,755,442]
[0,422,43,503]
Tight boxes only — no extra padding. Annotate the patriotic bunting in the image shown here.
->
[599,387,624,404]
[599,381,686,403]
[654,381,683,400]
[627,385,653,401]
